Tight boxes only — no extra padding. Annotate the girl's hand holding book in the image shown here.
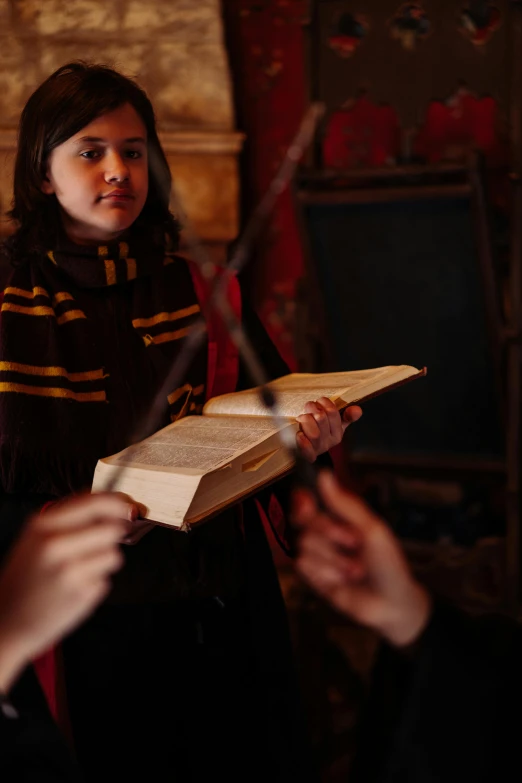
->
[295,397,363,463]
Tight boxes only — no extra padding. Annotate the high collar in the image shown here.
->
[46,228,165,289]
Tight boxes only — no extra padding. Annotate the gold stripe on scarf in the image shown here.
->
[56,310,87,325]
[0,362,105,382]
[104,259,117,286]
[132,304,200,329]
[47,251,57,266]
[52,292,74,306]
[142,326,191,346]
[1,303,55,317]
[118,242,137,280]
[193,384,205,397]
[1,302,86,324]
[126,257,137,281]
[4,286,50,300]
[0,382,106,402]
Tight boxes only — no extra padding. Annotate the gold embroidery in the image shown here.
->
[47,251,57,265]
[0,362,105,382]
[4,286,50,300]
[119,242,129,258]
[193,384,205,397]
[0,382,106,402]
[132,304,200,329]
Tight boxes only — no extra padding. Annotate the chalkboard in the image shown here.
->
[300,193,504,460]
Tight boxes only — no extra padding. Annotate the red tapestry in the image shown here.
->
[323,96,401,168]
[224,0,309,370]
[414,87,503,164]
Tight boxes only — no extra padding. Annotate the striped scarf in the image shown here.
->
[0,232,206,496]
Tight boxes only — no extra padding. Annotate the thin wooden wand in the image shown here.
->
[101,102,325,500]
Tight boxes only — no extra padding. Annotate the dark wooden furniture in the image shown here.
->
[295,0,522,615]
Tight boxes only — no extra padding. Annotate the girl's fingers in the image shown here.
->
[316,397,343,442]
[341,405,363,431]
[296,431,317,463]
[296,412,322,448]
[304,400,332,440]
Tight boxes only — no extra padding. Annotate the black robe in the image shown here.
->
[0,272,317,783]
[352,600,520,783]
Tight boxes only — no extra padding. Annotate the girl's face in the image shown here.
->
[42,102,149,245]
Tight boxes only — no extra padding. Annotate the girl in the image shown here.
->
[0,62,360,781]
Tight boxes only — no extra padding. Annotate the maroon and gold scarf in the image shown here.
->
[0,231,206,496]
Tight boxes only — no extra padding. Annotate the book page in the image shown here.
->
[204,366,421,419]
[108,415,285,473]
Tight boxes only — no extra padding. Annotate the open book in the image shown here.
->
[92,364,426,530]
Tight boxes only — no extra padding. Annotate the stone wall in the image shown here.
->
[0,0,243,255]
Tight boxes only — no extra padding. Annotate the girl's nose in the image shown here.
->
[105,154,130,183]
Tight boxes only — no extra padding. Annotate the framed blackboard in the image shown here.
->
[296,177,504,464]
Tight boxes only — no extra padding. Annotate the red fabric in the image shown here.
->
[33,502,59,723]
[323,97,400,168]
[33,502,73,743]
[254,496,293,567]
[413,90,505,165]
[33,647,59,719]
[186,262,241,400]
[224,1,309,370]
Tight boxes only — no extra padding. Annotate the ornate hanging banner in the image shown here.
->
[389,3,432,50]
[327,11,369,58]
[459,3,502,46]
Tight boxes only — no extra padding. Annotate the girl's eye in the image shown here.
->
[80,150,101,160]
[125,150,142,159]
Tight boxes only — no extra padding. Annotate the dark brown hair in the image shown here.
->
[5,61,180,263]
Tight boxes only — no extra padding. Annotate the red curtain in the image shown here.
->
[224,0,308,371]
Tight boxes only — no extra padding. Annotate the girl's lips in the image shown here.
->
[102,191,134,200]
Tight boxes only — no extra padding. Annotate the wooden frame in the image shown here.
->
[297,0,522,615]
[293,157,519,613]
